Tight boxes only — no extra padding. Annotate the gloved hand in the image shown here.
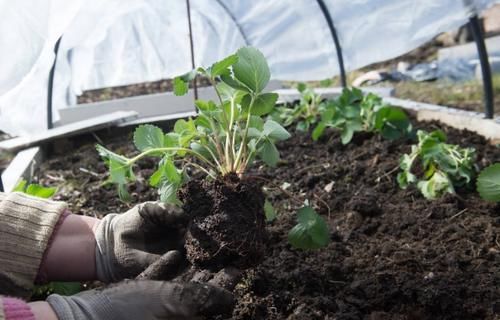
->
[94,202,188,282]
[46,280,233,320]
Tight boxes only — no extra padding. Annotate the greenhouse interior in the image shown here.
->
[0,1,499,319]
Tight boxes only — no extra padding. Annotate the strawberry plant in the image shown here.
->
[97,47,329,269]
[272,83,325,131]
[312,87,412,144]
[397,130,476,199]
[477,163,500,202]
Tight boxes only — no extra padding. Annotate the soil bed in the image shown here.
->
[36,118,499,319]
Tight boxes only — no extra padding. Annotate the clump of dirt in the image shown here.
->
[179,173,267,271]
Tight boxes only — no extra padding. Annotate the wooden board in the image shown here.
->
[276,87,394,103]
[383,97,500,144]
[0,111,138,151]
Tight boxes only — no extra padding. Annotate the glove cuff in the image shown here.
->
[47,292,116,320]
[94,214,119,283]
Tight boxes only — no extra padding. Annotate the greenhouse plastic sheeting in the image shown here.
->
[0,0,495,136]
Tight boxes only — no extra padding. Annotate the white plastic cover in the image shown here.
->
[0,0,496,136]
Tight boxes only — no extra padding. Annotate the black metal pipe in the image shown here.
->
[186,0,198,100]
[0,170,4,192]
[47,36,62,129]
[315,0,346,87]
[469,15,494,119]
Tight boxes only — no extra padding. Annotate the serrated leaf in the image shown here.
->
[477,163,500,202]
[173,70,197,96]
[220,74,250,92]
[158,180,182,205]
[263,119,291,141]
[173,77,189,96]
[233,47,270,93]
[209,54,238,77]
[259,140,279,167]
[133,124,165,152]
[264,200,277,222]
[248,115,264,130]
[417,171,454,199]
[195,100,216,112]
[375,106,411,140]
[241,92,278,116]
[288,206,329,250]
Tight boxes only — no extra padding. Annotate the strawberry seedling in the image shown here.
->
[312,87,412,144]
[397,130,476,199]
[97,47,329,270]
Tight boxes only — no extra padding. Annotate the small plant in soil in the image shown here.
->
[397,129,476,199]
[271,82,325,131]
[477,163,500,202]
[97,47,329,270]
[312,87,412,144]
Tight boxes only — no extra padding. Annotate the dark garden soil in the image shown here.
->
[179,174,267,270]
[36,118,500,320]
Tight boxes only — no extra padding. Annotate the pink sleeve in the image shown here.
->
[1,297,35,320]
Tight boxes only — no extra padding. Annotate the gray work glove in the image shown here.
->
[94,202,188,282]
[47,280,233,320]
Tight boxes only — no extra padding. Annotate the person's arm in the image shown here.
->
[0,296,51,320]
[37,214,98,282]
[0,192,67,299]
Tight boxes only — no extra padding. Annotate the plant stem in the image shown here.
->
[225,98,236,171]
[184,161,216,179]
[234,94,256,169]
[126,147,216,170]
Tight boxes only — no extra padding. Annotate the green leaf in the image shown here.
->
[233,47,270,93]
[195,100,216,112]
[477,163,500,202]
[263,119,291,141]
[25,184,57,199]
[241,92,278,116]
[340,127,354,145]
[220,74,250,92]
[375,106,411,140]
[109,157,129,185]
[264,199,277,222]
[158,180,182,205]
[133,124,165,152]
[164,133,180,148]
[13,180,27,192]
[312,122,326,141]
[259,140,279,167]
[173,77,189,96]
[417,171,454,199]
[173,70,197,96]
[297,82,307,93]
[117,184,131,202]
[248,115,264,130]
[208,54,238,77]
[288,206,329,250]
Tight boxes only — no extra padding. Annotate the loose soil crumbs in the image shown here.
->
[36,119,500,319]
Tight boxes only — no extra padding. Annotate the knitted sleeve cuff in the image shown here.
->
[0,192,67,298]
[0,297,35,320]
[35,209,71,284]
